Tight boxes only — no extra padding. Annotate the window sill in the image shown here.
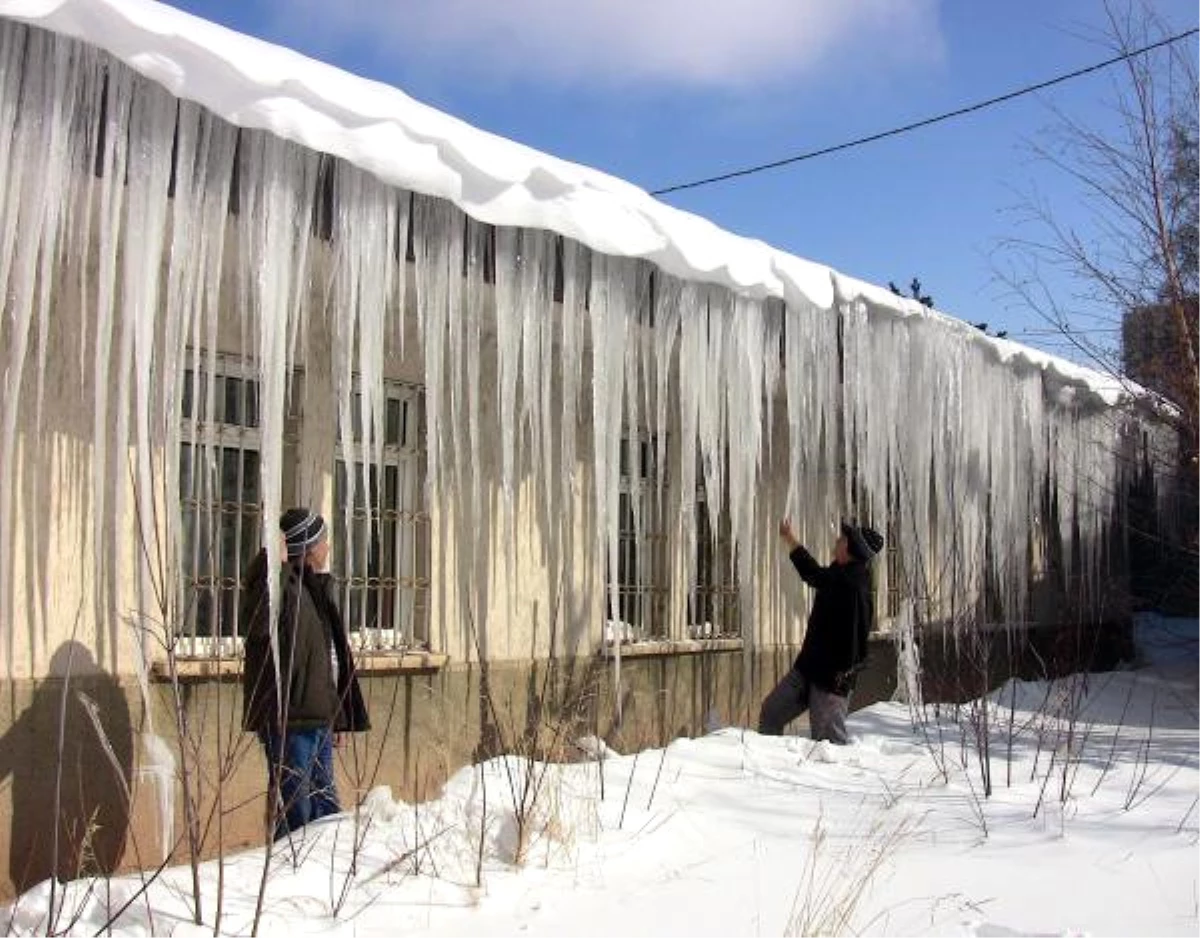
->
[151,650,449,682]
[150,657,243,682]
[356,650,449,674]
[598,638,743,659]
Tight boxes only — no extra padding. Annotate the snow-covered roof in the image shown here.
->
[0,0,1134,406]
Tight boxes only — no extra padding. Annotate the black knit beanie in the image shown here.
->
[841,522,884,562]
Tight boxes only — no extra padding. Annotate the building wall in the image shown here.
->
[0,644,824,902]
[0,196,828,898]
[1,217,826,678]
[0,615,1138,902]
[2,17,1132,686]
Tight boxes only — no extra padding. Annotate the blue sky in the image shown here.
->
[165,0,1197,365]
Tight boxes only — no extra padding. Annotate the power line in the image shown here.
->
[1008,327,1124,336]
[650,28,1198,196]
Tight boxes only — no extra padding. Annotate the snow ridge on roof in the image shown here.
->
[0,0,1131,406]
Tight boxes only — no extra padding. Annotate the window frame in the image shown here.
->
[688,477,740,640]
[606,433,670,642]
[332,379,431,653]
[176,354,266,658]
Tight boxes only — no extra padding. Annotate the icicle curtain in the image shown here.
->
[0,21,1166,678]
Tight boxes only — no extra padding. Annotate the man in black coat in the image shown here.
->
[758,518,883,744]
[241,508,370,840]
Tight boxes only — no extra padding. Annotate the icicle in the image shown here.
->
[676,282,703,594]
[538,243,558,555]
[413,196,456,513]
[66,48,106,386]
[651,274,681,638]
[516,230,556,537]
[652,275,681,509]
[327,160,401,637]
[438,206,466,651]
[330,163,367,611]
[760,299,783,471]
[491,226,519,517]
[547,238,591,654]
[456,217,490,654]
[725,294,767,627]
[782,298,824,551]
[558,239,588,567]
[589,252,635,720]
[86,60,135,656]
[166,106,238,634]
[0,16,1175,728]
[413,195,465,650]
[463,217,489,520]
[236,130,320,705]
[120,80,177,657]
[0,27,90,667]
[0,26,27,304]
[698,288,730,531]
[444,214,467,528]
[30,35,77,437]
[619,264,649,640]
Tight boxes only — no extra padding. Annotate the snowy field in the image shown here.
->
[4,615,1196,937]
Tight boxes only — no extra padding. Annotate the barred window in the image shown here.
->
[178,359,263,656]
[689,482,740,639]
[606,435,668,642]
[333,383,430,652]
[884,482,908,623]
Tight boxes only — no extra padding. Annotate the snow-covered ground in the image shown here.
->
[5,614,1196,937]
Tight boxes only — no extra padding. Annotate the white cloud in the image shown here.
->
[272,0,944,90]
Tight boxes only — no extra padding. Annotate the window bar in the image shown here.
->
[230,443,245,653]
[394,503,405,651]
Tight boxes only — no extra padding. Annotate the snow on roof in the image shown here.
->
[0,0,1134,407]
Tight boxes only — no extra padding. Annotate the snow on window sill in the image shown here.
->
[598,637,743,659]
[151,649,448,682]
[150,656,244,682]
[355,650,448,674]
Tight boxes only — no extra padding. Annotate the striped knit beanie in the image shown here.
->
[280,507,327,559]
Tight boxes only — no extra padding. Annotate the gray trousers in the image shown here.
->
[758,667,850,744]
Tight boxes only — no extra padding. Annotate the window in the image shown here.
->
[606,435,668,641]
[689,482,740,639]
[333,382,430,651]
[174,358,429,662]
[883,479,910,624]
[884,530,906,622]
[178,358,263,655]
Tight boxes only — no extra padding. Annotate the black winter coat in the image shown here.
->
[788,546,874,695]
[241,551,370,735]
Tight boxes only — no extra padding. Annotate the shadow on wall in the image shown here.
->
[0,641,133,893]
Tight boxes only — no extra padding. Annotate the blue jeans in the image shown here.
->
[259,727,340,840]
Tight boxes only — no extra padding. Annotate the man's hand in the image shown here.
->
[778,518,800,550]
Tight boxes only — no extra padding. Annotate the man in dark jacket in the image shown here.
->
[242,508,370,841]
[758,518,883,744]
